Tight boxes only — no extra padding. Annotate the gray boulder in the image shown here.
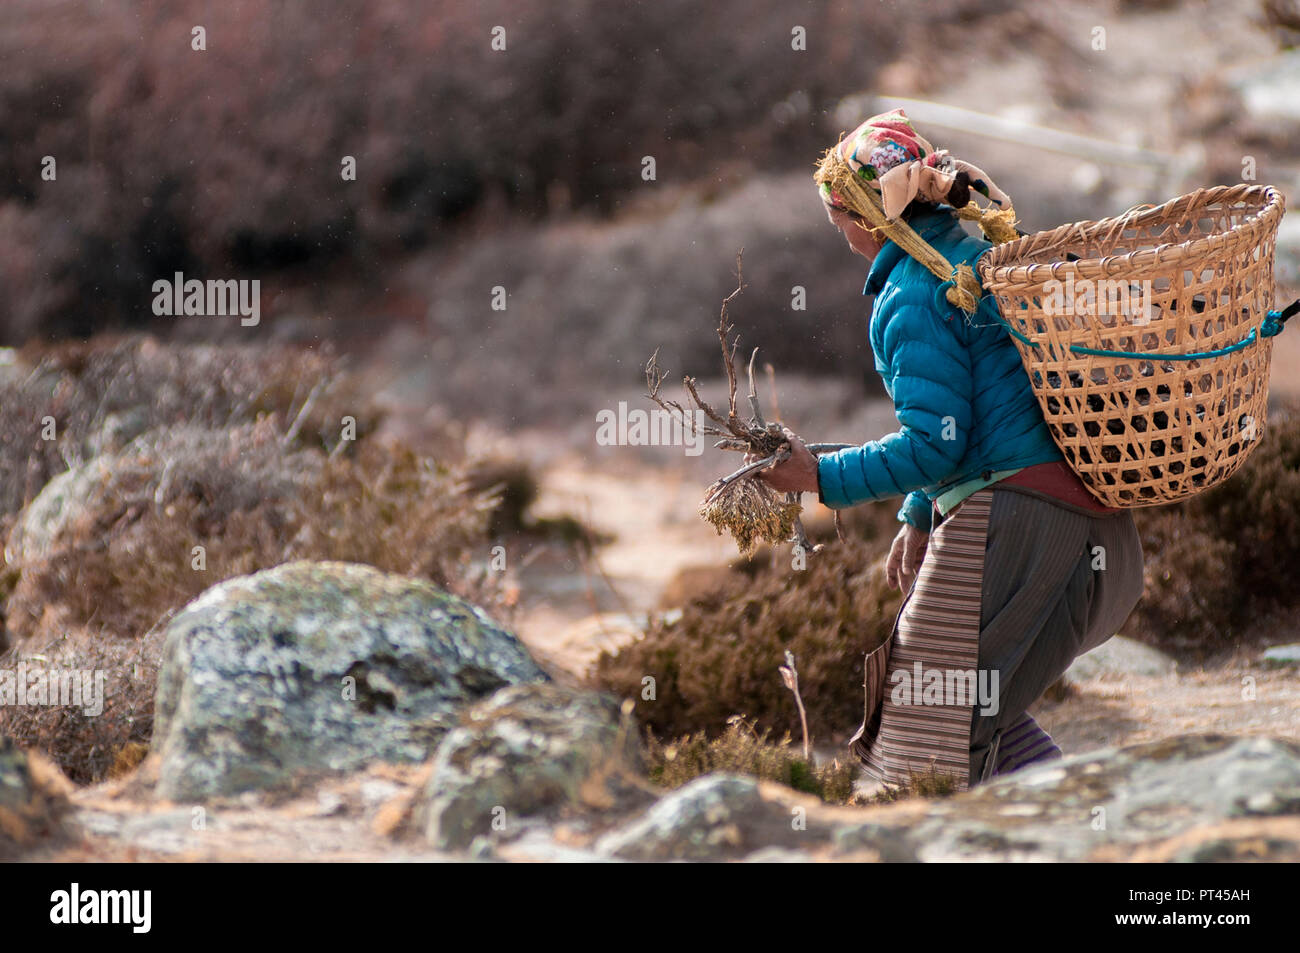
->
[1064,634,1177,684]
[4,456,114,563]
[847,735,1300,862]
[420,682,645,850]
[152,561,546,800]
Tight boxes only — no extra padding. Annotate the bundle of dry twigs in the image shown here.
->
[646,253,848,557]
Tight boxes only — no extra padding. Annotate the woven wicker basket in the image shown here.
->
[978,184,1286,507]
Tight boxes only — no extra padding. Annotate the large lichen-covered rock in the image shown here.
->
[420,683,645,850]
[152,561,546,801]
[833,735,1300,862]
[0,736,74,860]
[594,773,829,861]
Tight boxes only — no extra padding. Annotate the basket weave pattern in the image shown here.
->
[979,185,1285,507]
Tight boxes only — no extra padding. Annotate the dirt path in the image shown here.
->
[1037,664,1300,756]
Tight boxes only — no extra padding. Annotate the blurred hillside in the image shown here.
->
[4,0,1300,427]
[0,0,967,337]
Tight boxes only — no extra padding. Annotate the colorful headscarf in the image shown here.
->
[818,108,1011,221]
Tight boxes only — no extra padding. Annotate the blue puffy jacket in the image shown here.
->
[816,206,1063,531]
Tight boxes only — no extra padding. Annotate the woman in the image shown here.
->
[757,110,1145,790]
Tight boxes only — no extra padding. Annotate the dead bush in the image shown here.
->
[5,420,496,650]
[591,535,900,742]
[0,334,374,519]
[1126,401,1300,654]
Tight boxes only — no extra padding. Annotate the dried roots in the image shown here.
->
[699,476,802,558]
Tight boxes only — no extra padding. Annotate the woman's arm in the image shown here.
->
[816,294,974,513]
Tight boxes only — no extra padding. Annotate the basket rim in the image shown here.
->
[978,184,1285,286]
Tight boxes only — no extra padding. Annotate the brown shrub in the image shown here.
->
[0,0,909,340]
[1126,401,1300,653]
[866,766,959,804]
[1124,510,1238,650]
[591,535,900,742]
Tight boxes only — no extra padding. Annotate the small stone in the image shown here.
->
[419,683,643,850]
[595,774,826,861]
[1262,644,1300,668]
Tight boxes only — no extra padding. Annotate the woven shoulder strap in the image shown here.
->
[815,150,1019,314]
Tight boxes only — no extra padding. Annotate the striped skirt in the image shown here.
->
[849,486,1144,791]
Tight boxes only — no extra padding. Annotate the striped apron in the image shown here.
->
[848,485,1145,792]
[849,490,992,793]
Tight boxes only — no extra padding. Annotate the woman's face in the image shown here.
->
[827,205,884,261]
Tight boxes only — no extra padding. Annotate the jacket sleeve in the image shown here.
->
[897,490,934,532]
[816,292,973,516]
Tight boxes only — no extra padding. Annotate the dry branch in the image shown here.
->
[645,252,850,556]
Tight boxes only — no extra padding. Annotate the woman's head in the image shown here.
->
[814,108,1011,256]
[825,193,957,260]
[826,205,885,260]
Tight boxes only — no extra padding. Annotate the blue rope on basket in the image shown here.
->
[989,297,1300,361]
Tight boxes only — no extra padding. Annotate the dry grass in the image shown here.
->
[4,425,496,648]
[698,474,803,557]
[865,766,961,804]
[645,718,856,804]
[0,630,162,787]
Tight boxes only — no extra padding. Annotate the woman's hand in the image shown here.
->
[748,427,820,495]
[886,523,929,591]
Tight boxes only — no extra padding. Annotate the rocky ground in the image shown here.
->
[1,557,1296,864]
